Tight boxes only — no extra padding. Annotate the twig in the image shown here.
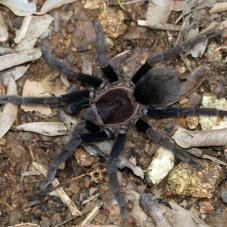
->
[82,193,100,205]
[32,162,82,217]
[80,201,103,225]
[54,216,77,227]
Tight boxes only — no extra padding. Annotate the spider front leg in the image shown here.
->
[41,45,103,88]
[41,126,110,190]
[94,21,119,82]
[135,119,202,170]
[106,130,128,219]
[132,29,220,84]
[0,89,91,113]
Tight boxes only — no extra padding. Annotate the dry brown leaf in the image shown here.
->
[15,122,68,136]
[21,80,52,115]
[173,127,227,148]
[0,77,17,139]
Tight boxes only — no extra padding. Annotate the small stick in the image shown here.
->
[32,162,82,217]
[80,202,103,225]
[82,193,100,205]
[54,216,77,227]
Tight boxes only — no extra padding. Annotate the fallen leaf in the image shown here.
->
[118,156,144,179]
[173,127,227,148]
[14,15,32,44]
[60,110,78,133]
[0,77,17,139]
[209,2,227,14]
[146,0,173,26]
[0,65,30,86]
[0,12,8,42]
[39,0,79,14]
[0,0,37,16]
[138,0,180,31]
[15,14,53,51]
[21,79,52,115]
[0,48,41,71]
[15,122,68,136]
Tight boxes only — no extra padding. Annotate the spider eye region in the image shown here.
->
[95,88,138,125]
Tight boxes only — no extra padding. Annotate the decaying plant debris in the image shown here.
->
[0,0,226,226]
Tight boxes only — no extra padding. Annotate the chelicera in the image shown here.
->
[0,22,226,219]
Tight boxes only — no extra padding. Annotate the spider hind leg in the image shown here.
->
[106,131,128,219]
[41,128,109,190]
[135,119,202,170]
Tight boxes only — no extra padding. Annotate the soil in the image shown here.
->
[0,1,226,227]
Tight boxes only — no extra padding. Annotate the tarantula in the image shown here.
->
[1,22,226,219]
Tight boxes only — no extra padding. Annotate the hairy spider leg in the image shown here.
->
[146,107,227,118]
[41,128,110,190]
[41,45,103,88]
[0,89,90,109]
[132,29,221,84]
[94,21,119,82]
[106,131,128,219]
[135,119,202,169]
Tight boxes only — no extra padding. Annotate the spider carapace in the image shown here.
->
[0,22,226,219]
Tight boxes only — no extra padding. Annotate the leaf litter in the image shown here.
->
[0,0,227,226]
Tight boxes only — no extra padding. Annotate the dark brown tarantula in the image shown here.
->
[1,22,227,219]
